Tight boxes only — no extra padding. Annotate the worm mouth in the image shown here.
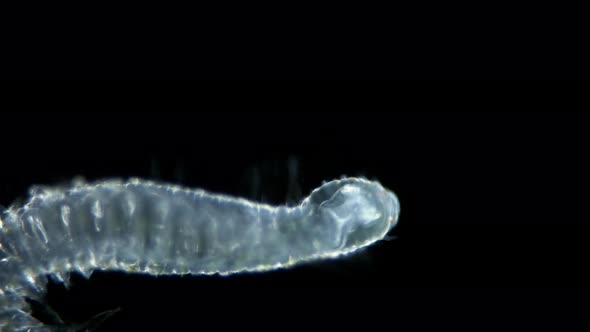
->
[387,191,401,232]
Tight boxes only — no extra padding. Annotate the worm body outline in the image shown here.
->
[0,177,400,331]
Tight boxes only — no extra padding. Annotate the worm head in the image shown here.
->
[314,178,400,252]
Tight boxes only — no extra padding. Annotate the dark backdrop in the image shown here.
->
[1,87,587,331]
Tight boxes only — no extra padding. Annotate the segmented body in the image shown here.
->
[0,177,400,331]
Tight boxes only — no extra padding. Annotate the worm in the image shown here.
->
[0,177,400,331]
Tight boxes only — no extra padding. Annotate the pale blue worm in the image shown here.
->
[0,177,400,331]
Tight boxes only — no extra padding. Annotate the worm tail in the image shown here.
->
[0,209,51,331]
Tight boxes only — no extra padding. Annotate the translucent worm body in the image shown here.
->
[0,177,400,331]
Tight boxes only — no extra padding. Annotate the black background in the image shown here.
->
[3,3,589,79]
[1,85,588,330]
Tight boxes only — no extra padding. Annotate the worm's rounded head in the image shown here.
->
[313,178,400,251]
